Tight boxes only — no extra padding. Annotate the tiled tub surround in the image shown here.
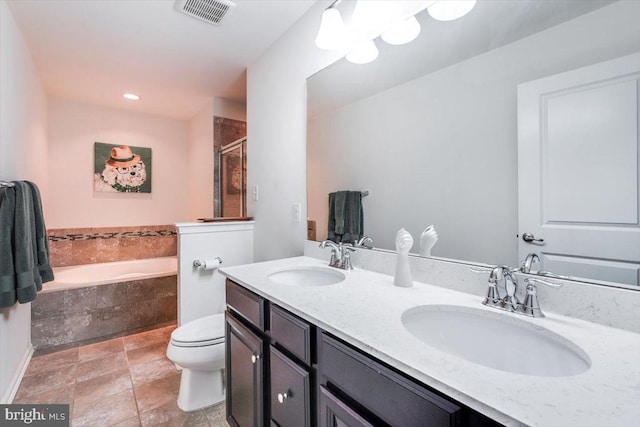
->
[32,275,177,350]
[220,255,640,427]
[48,225,177,267]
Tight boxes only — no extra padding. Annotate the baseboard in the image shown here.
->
[0,343,34,403]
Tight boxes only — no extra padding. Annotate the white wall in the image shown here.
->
[213,98,246,122]
[188,100,215,219]
[0,0,47,403]
[247,1,341,261]
[308,1,640,267]
[46,98,191,228]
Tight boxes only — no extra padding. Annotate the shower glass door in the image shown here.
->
[219,137,246,218]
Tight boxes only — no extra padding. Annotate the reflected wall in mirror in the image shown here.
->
[307,0,640,289]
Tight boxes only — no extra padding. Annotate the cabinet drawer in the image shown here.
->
[270,304,313,366]
[319,386,374,427]
[320,334,462,427]
[226,279,267,331]
[270,346,311,427]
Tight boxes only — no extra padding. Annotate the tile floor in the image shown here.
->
[14,325,229,427]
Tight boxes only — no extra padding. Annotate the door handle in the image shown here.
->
[251,354,260,364]
[522,232,544,243]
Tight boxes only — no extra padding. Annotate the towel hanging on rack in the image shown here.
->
[327,190,364,244]
[0,181,53,308]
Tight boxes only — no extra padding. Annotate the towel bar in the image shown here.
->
[0,181,15,188]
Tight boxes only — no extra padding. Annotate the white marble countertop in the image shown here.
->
[219,256,640,427]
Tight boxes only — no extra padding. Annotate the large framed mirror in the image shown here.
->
[307,0,640,289]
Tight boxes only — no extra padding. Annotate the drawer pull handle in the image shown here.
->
[251,354,260,364]
[277,392,288,404]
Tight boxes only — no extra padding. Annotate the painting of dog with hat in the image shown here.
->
[94,142,152,193]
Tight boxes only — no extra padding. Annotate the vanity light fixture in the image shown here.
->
[428,0,477,21]
[122,93,141,101]
[316,1,475,65]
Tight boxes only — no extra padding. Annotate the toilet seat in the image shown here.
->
[170,313,225,348]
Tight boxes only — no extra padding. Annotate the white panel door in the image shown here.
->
[518,53,640,286]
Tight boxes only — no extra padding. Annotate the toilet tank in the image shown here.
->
[175,221,254,325]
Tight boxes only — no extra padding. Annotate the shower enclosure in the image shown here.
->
[217,137,247,218]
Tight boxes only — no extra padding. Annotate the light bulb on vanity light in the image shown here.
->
[381,16,421,45]
[315,7,349,50]
[346,39,379,64]
[122,93,140,101]
[428,0,476,21]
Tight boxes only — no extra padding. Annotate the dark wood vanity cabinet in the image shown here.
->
[226,279,313,427]
[225,279,502,427]
[226,312,266,427]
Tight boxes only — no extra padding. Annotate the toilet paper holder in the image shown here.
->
[193,257,223,269]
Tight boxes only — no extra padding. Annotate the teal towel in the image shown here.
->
[327,190,364,244]
[0,187,17,307]
[0,181,52,308]
[26,181,53,283]
[13,181,40,303]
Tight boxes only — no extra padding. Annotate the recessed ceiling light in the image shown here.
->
[122,93,140,101]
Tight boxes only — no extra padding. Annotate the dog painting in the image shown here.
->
[94,143,152,193]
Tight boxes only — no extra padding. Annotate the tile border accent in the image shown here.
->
[48,230,176,242]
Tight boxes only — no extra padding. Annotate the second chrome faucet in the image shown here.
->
[480,258,563,318]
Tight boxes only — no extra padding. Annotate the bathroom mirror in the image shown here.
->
[306,0,640,289]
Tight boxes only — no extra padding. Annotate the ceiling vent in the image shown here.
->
[175,0,236,26]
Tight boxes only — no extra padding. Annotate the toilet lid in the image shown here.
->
[171,313,225,347]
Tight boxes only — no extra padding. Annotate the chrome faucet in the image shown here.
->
[319,241,356,270]
[354,236,374,249]
[479,264,563,318]
[520,252,540,274]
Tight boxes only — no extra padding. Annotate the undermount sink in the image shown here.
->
[268,266,345,286]
[401,305,591,377]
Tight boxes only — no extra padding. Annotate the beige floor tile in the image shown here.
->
[134,373,180,414]
[25,348,79,376]
[126,341,168,366]
[160,325,177,342]
[129,356,180,387]
[139,401,210,427]
[203,402,229,427]
[78,337,124,362]
[13,383,75,406]
[74,368,133,407]
[110,416,141,427]
[76,351,128,382]
[15,365,77,400]
[123,329,166,352]
[72,388,138,427]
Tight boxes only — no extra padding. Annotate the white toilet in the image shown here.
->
[166,313,226,412]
